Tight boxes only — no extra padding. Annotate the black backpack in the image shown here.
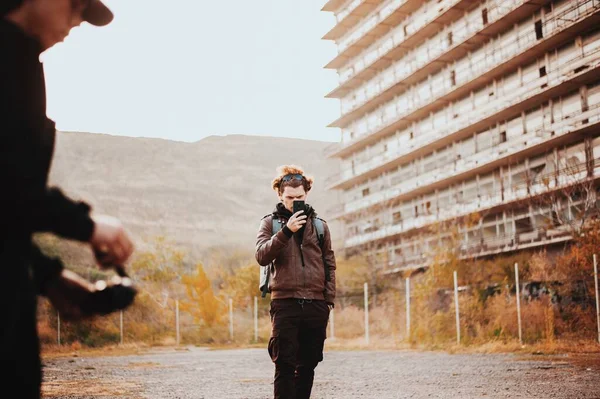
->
[259,214,330,298]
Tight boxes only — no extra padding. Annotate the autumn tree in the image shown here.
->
[180,263,224,327]
[129,236,187,307]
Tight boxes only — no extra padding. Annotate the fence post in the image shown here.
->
[594,254,600,344]
[229,298,234,340]
[406,277,411,341]
[515,262,523,345]
[364,282,370,345]
[57,312,61,346]
[120,311,124,345]
[330,308,335,341]
[254,296,258,343]
[176,299,180,346]
[453,271,460,345]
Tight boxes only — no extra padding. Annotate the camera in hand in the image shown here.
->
[82,265,137,316]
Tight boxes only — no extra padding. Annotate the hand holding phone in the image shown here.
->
[293,200,306,214]
[287,200,307,233]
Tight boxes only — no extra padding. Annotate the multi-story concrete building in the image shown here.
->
[321,0,600,274]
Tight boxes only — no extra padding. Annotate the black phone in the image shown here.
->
[293,200,306,214]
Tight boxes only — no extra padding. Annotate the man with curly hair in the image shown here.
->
[256,165,337,399]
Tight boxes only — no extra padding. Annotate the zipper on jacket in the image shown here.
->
[299,243,306,292]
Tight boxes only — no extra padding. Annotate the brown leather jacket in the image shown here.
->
[255,204,336,303]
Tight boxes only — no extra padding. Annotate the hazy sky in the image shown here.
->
[41,0,341,143]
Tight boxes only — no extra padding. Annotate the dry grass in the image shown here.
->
[42,380,142,398]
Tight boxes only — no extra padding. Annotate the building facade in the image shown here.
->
[322,0,600,273]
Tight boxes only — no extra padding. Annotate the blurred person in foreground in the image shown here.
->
[1,1,135,398]
[256,165,337,399]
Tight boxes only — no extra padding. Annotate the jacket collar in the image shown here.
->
[273,202,316,219]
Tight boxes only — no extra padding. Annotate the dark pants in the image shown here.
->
[0,246,42,399]
[268,298,330,399]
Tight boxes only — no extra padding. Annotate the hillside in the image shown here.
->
[47,132,342,263]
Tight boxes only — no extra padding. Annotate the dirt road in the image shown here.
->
[42,347,600,399]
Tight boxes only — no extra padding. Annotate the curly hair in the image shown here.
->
[271,165,314,194]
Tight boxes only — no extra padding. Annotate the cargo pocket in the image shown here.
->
[268,331,280,363]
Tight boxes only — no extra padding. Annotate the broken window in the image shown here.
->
[535,20,543,40]
[499,131,507,143]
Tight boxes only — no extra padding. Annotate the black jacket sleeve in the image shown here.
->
[29,244,65,296]
[0,115,96,242]
[0,23,95,242]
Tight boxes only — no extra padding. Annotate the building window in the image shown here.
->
[482,8,488,25]
[393,211,402,225]
[499,131,507,143]
[551,210,560,226]
[409,131,414,140]
[535,20,543,40]
[414,205,419,217]
[515,217,533,234]
[450,70,456,86]
[362,188,370,197]
[530,164,546,182]
[539,66,546,77]
[447,31,453,46]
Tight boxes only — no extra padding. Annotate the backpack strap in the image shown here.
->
[313,217,325,247]
[261,214,285,298]
[313,216,331,283]
[272,214,285,236]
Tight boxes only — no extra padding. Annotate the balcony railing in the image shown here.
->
[331,104,599,220]
[323,0,385,41]
[329,0,418,67]
[322,0,348,13]
[328,0,600,136]
[325,46,600,190]
[337,0,366,21]
[329,0,534,98]
[385,223,573,272]
[333,103,600,221]
[327,0,468,70]
[344,155,600,248]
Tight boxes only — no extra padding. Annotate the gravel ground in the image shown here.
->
[41,346,600,399]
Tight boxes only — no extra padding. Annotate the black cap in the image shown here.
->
[82,0,114,27]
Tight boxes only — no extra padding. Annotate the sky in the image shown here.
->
[41,0,341,143]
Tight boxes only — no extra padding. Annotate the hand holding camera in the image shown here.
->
[90,214,134,269]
